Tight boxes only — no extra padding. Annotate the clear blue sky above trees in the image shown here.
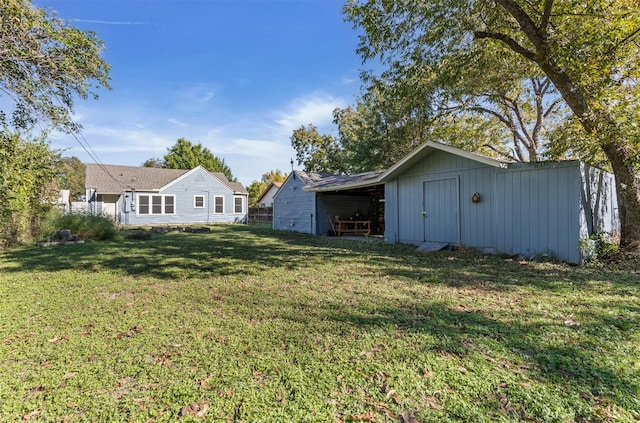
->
[34,0,365,186]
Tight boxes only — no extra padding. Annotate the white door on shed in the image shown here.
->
[423,178,460,243]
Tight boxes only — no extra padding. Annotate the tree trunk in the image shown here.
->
[601,142,640,246]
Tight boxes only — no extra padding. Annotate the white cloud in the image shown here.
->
[168,118,188,127]
[274,92,348,135]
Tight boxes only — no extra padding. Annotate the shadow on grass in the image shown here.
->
[3,224,638,295]
[1,225,363,279]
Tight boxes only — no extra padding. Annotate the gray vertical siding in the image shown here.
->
[272,174,316,234]
[384,149,609,263]
[495,162,581,262]
[384,180,399,243]
[387,150,497,249]
[122,168,247,225]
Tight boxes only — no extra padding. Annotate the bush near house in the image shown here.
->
[52,213,117,241]
[0,225,637,422]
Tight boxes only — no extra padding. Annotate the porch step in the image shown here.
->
[416,241,449,253]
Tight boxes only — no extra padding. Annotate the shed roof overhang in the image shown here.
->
[302,170,385,193]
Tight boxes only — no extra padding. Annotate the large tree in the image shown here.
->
[290,124,345,174]
[0,0,110,132]
[247,170,289,207]
[56,156,86,200]
[163,138,235,181]
[345,0,640,246]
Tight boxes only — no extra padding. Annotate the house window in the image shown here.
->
[139,195,149,214]
[194,195,205,208]
[137,194,175,215]
[234,196,244,214]
[164,196,174,214]
[214,196,224,214]
[152,195,162,214]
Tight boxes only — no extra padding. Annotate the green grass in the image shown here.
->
[0,224,638,422]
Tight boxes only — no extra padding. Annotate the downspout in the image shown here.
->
[202,190,210,224]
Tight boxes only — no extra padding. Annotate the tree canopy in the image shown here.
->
[163,138,235,181]
[56,156,86,200]
[345,0,640,245]
[0,0,110,133]
[0,130,59,247]
[247,170,288,207]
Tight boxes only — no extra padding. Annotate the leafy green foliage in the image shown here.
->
[290,124,345,173]
[0,0,110,133]
[141,157,164,168]
[52,213,117,240]
[248,170,289,207]
[0,131,60,248]
[247,181,267,207]
[55,156,86,200]
[162,138,235,181]
[0,226,638,421]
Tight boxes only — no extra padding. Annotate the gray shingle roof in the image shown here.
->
[299,169,385,192]
[85,164,247,194]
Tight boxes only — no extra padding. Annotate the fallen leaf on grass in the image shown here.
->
[386,389,402,404]
[564,315,580,326]
[200,376,214,391]
[218,389,234,398]
[23,409,41,420]
[421,369,435,378]
[179,401,209,418]
[399,410,419,423]
[425,396,443,410]
[349,412,378,422]
[276,390,288,404]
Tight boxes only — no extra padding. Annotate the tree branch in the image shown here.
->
[539,0,554,32]
[474,31,537,61]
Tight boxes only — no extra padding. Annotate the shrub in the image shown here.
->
[579,231,619,263]
[53,213,117,241]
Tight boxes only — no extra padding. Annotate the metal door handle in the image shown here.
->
[422,211,427,216]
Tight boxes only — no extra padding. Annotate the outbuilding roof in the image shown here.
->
[302,170,385,192]
[301,141,509,192]
[86,164,247,194]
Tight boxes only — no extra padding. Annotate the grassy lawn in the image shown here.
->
[0,224,638,422]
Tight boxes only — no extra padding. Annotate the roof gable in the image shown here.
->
[256,181,283,204]
[379,141,508,182]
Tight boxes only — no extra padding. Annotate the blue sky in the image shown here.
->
[35,0,366,185]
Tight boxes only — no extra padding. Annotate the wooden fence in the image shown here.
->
[249,207,273,223]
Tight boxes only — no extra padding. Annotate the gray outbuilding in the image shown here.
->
[273,141,619,263]
[381,142,618,263]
